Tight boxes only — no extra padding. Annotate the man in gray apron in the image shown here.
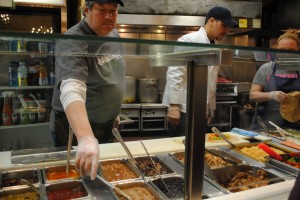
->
[250,29,300,130]
[50,0,125,180]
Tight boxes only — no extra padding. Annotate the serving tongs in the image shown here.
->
[269,121,287,141]
[112,128,148,182]
[211,127,236,148]
[66,126,73,175]
[139,140,171,193]
[95,172,132,200]
[257,116,270,133]
[20,179,47,200]
[205,148,237,166]
[112,128,137,166]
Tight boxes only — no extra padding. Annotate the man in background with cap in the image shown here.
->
[163,6,237,136]
[250,29,300,130]
[50,0,125,181]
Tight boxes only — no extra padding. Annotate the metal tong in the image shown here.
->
[66,126,73,175]
[269,121,287,141]
[96,170,132,200]
[112,128,137,166]
[112,128,147,181]
[257,116,270,133]
[139,140,170,193]
[20,179,47,200]
[211,127,236,148]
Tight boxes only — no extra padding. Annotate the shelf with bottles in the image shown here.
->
[1,90,52,127]
[7,58,55,89]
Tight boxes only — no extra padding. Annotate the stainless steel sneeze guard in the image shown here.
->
[149,45,233,67]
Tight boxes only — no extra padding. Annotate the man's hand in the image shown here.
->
[167,105,181,128]
[269,91,288,102]
[75,136,99,180]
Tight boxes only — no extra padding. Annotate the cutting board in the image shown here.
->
[205,132,250,148]
[225,131,272,142]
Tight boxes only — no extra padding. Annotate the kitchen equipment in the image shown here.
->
[257,116,270,133]
[96,174,132,200]
[139,140,170,193]
[258,143,284,161]
[204,160,218,183]
[19,179,41,197]
[123,76,136,103]
[66,126,73,175]
[211,127,236,148]
[269,121,287,141]
[112,128,137,166]
[138,78,158,103]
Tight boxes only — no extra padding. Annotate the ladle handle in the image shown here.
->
[66,126,73,175]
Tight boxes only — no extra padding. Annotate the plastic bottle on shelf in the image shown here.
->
[39,61,48,86]
[9,61,19,87]
[11,94,19,125]
[49,64,55,86]
[18,94,29,125]
[2,93,12,126]
[17,62,28,86]
[28,60,39,86]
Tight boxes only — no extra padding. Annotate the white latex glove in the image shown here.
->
[269,91,288,102]
[167,105,181,127]
[75,136,99,180]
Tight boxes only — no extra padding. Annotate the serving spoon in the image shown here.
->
[139,140,170,193]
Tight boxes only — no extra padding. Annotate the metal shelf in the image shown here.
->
[0,86,54,90]
[0,122,49,130]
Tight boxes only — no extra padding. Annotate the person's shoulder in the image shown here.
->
[108,29,121,38]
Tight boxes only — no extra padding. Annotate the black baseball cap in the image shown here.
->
[206,6,237,28]
[86,0,124,7]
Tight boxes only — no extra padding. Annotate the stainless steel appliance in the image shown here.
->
[208,83,239,130]
[120,103,168,134]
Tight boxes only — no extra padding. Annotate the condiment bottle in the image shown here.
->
[18,62,28,86]
[39,61,48,86]
[2,93,12,126]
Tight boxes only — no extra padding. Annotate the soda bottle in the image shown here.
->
[39,61,48,86]
[18,94,29,125]
[9,62,19,87]
[11,94,19,125]
[18,62,28,86]
[2,94,12,126]
[49,64,55,86]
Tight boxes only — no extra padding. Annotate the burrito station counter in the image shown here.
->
[0,136,296,200]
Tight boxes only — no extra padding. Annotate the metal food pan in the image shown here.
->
[169,152,185,166]
[42,164,80,183]
[0,185,43,200]
[233,142,292,162]
[133,155,175,178]
[169,149,244,168]
[113,180,166,200]
[44,180,92,200]
[149,174,184,200]
[0,168,42,189]
[99,158,141,182]
[210,165,285,193]
[266,153,300,176]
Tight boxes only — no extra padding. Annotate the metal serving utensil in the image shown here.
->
[112,128,147,181]
[20,179,47,200]
[257,116,270,133]
[203,160,218,183]
[269,121,287,141]
[112,128,137,166]
[211,127,236,148]
[66,126,73,175]
[139,140,170,193]
[96,174,132,200]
